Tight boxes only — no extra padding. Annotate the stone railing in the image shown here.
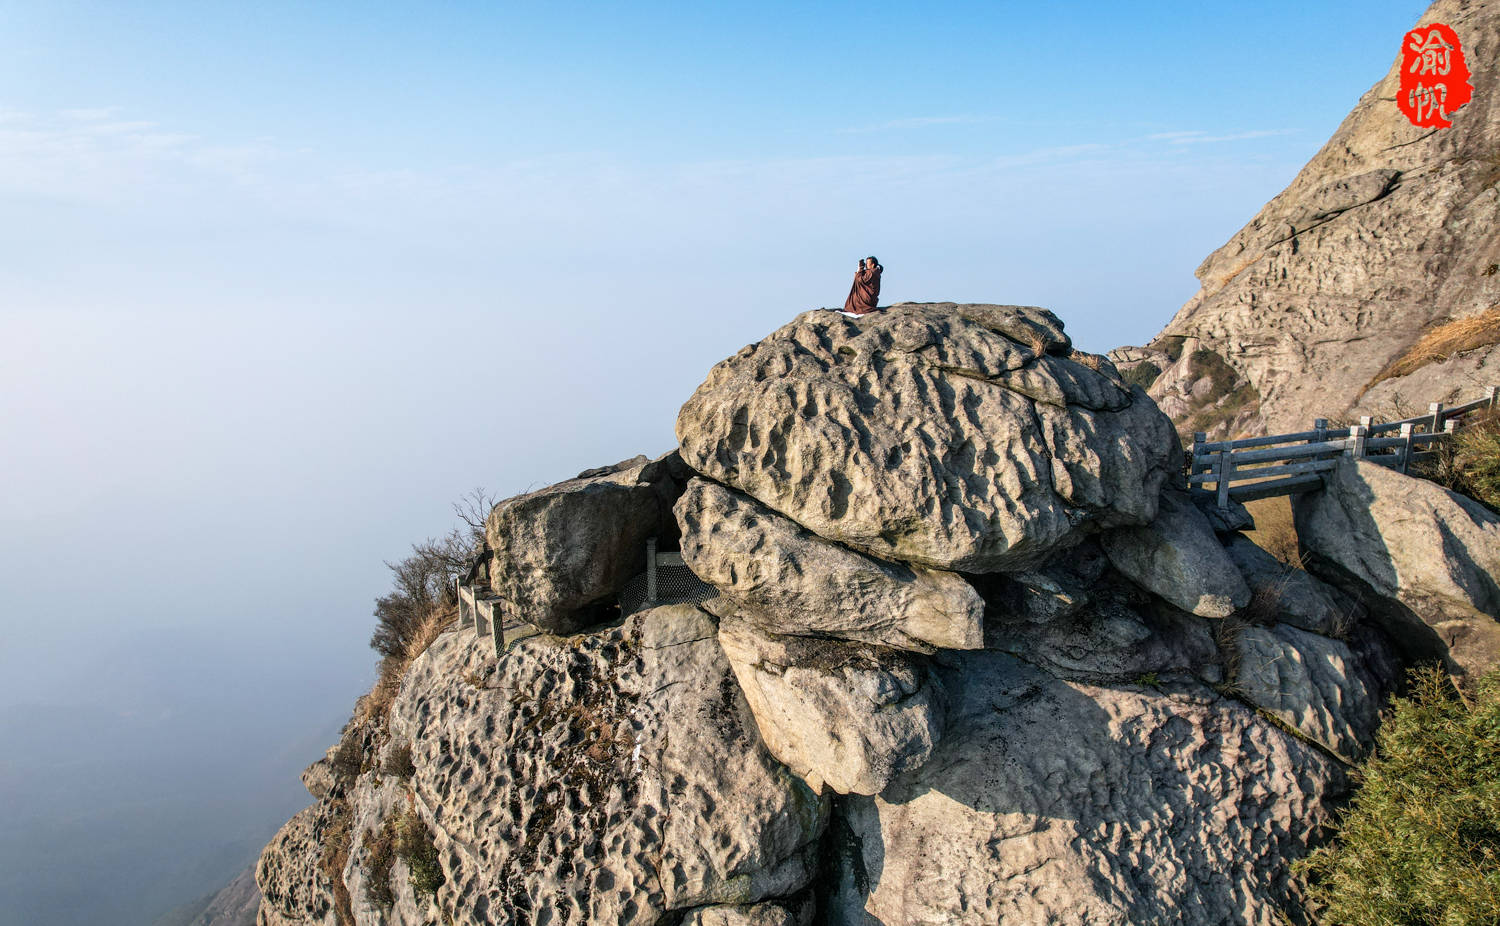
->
[1190,387,1498,509]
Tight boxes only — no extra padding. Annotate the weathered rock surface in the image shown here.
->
[1294,458,1500,676]
[1101,490,1252,617]
[1120,0,1500,435]
[484,453,685,633]
[676,303,1179,572]
[979,544,1224,685]
[1223,534,1356,636]
[827,650,1345,926]
[1232,623,1382,764]
[388,608,824,924]
[257,805,338,926]
[676,478,983,652]
[299,750,335,801]
[718,618,943,796]
[681,899,811,926]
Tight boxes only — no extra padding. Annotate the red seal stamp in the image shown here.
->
[1398,23,1472,128]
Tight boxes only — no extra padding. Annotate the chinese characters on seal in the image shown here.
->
[1398,23,1472,128]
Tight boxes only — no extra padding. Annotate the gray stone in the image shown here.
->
[1223,534,1358,636]
[826,651,1345,925]
[675,303,1179,572]
[719,618,943,796]
[256,804,338,926]
[1293,458,1500,676]
[387,604,826,923]
[1232,623,1382,764]
[680,900,809,926]
[299,753,334,802]
[1101,490,1252,617]
[484,452,682,633]
[675,478,983,652]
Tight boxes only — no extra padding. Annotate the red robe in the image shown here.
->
[843,263,882,315]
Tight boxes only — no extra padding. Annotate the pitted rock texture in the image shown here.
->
[826,650,1346,926]
[676,478,983,652]
[1232,623,1382,764]
[257,804,338,926]
[1126,0,1500,435]
[484,453,686,633]
[718,618,943,796]
[1293,457,1500,676]
[1102,490,1251,617]
[675,303,1179,572]
[382,607,826,926]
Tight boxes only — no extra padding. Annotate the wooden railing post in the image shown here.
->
[1191,431,1206,469]
[1215,449,1231,510]
[1399,422,1414,474]
[1445,419,1458,437]
[1359,415,1373,430]
[1313,418,1327,444]
[1430,402,1445,434]
[1487,385,1498,413]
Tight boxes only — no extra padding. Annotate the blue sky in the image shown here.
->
[0,2,1436,923]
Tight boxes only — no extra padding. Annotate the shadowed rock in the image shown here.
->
[1101,490,1251,617]
[1293,458,1500,676]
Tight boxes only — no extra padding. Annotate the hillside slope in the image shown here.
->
[1114,0,1500,437]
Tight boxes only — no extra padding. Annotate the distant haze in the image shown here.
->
[0,1,1431,923]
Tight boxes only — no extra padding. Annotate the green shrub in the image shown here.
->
[1297,666,1500,924]
[1123,360,1162,391]
[396,810,445,899]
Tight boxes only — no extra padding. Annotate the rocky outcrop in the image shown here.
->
[676,303,1179,572]
[676,479,982,652]
[718,619,943,796]
[825,651,1346,925]
[483,453,686,633]
[1293,457,1500,676]
[261,297,1429,925]
[1117,0,1500,435]
[1101,490,1252,617]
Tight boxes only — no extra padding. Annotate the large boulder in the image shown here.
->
[718,618,944,796]
[675,304,1179,573]
[385,605,827,924]
[826,651,1346,925]
[1293,458,1500,676]
[484,453,686,633]
[676,478,983,652]
[1231,623,1383,764]
[1101,490,1252,617]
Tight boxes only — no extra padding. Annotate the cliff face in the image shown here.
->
[1114,0,1500,437]
[248,302,1500,925]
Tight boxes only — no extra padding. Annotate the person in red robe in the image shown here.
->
[843,256,882,315]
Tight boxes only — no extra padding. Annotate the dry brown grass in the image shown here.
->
[1241,496,1304,568]
[357,604,457,727]
[1069,349,1106,372]
[1368,306,1500,389]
